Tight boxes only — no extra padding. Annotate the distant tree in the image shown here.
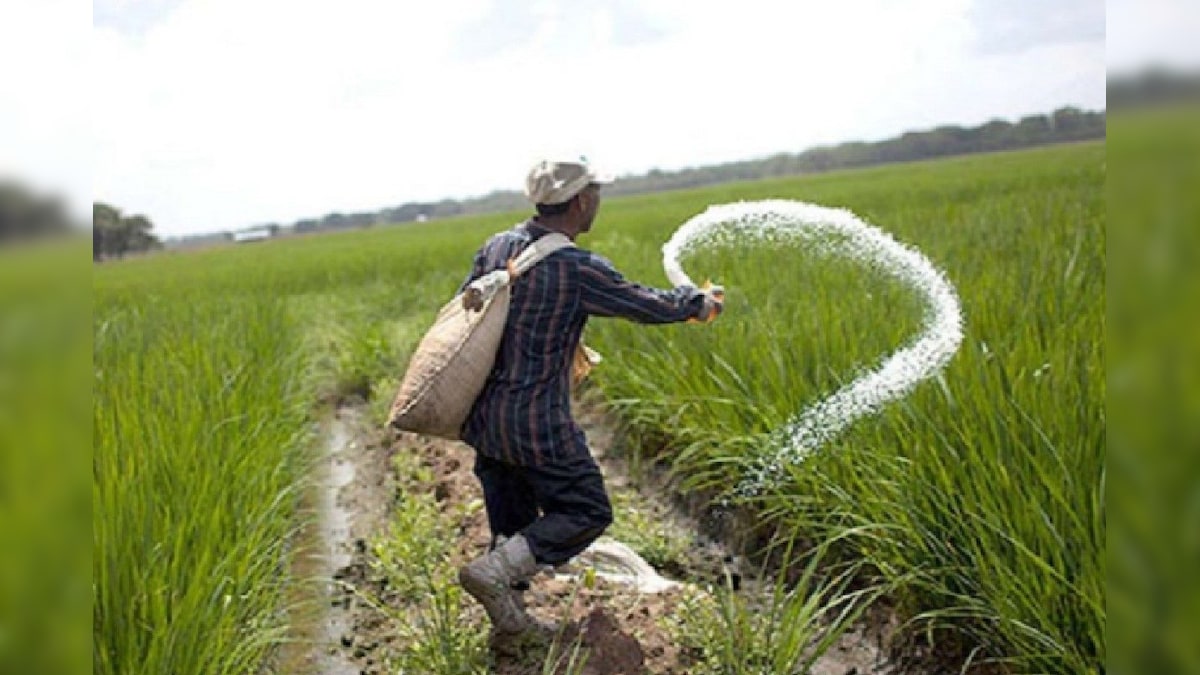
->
[348,211,376,228]
[321,212,350,229]
[1109,68,1200,108]
[125,215,158,251]
[429,199,464,219]
[93,203,123,260]
[1,181,74,244]
[294,218,320,233]
[1050,107,1089,136]
[93,202,161,260]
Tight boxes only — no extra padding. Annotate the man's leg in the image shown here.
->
[462,453,544,641]
[522,447,614,566]
[472,453,537,597]
[460,445,612,642]
[473,452,538,543]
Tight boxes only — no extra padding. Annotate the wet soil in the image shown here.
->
[278,406,394,674]
[302,397,902,674]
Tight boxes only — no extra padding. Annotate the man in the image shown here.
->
[456,157,722,648]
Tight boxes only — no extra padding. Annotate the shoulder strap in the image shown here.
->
[510,232,574,277]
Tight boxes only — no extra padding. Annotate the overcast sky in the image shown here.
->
[3,0,1194,236]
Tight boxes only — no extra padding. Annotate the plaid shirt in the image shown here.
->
[459,220,706,466]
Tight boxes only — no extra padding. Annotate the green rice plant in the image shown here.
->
[671,537,885,674]
[93,221,503,673]
[92,295,314,674]
[382,559,488,675]
[1,240,90,675]
[1107,104,1200,675]
[539,587,590,675]
[587,142,1105,672]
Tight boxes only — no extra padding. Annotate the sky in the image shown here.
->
[1,0,1194,236]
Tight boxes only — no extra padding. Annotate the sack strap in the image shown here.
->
[510,232,574,277]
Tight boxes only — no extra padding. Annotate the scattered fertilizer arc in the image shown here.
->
[662,200,965,495]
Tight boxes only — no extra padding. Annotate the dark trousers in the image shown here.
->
[473,451,613,566]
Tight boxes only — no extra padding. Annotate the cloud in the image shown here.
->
[93,0,186,37]
[455,0,668,62]
[968,0,1104,55]
[1107,0,1200,73]
[454,0,550,62]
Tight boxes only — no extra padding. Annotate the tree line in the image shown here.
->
[206,105,1103,243]
[0,182,163,261]
[0,181,76,245]
[1108,68,1200,109]
[611,106,1104,195]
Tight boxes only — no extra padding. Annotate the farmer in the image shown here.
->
[456,157,723,648]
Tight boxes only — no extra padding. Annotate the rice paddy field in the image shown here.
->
[92,140,1105,674]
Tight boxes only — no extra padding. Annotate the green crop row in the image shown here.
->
[584,143,1105,673]
[93,141,1104,673]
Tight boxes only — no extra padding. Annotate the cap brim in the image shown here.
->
[589,171,615,185]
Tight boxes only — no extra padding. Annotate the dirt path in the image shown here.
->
[301,398,897,674]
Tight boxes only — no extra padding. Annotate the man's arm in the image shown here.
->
[578,252,712,324]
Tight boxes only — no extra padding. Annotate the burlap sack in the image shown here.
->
[388,233,573,439]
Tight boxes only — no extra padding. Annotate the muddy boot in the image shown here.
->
[508,582,562,632]
[510,580,529,611]
[495,536,533,613]
[459,533,540,637]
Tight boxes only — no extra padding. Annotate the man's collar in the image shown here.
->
[526,218,568,240]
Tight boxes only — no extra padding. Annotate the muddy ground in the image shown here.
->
[301,398,907,675]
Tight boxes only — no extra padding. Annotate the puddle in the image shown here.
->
[314,415,359,675]
[322,419,356,571]
[277,413,361,675]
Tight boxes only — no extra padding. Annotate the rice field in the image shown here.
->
[92,140,1104,674]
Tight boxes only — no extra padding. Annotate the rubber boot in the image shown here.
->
[459,533,540,636]
[488,536,532,614]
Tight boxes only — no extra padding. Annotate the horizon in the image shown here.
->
[158,106,1106,240]
[4,0,1198,236]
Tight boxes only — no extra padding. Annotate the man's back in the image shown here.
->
[459,220,707,466]
[460,221,586,466]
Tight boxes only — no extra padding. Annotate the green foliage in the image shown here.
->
[93,201,162,260]
[1,240,90,675]
[0,181,76,243]
[370,455,488,673]
[93,142,1105,673]
[671,542,883,674]
[93,294,313,674]
[92,213,511,674]
[1107,104,1200,675]
[584,143,1106,673]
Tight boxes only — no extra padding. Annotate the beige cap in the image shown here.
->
[525,157,614,205]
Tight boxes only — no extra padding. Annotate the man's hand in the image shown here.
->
[571,343,602,387]
[461,286,484,312]
[690,281,724,324]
